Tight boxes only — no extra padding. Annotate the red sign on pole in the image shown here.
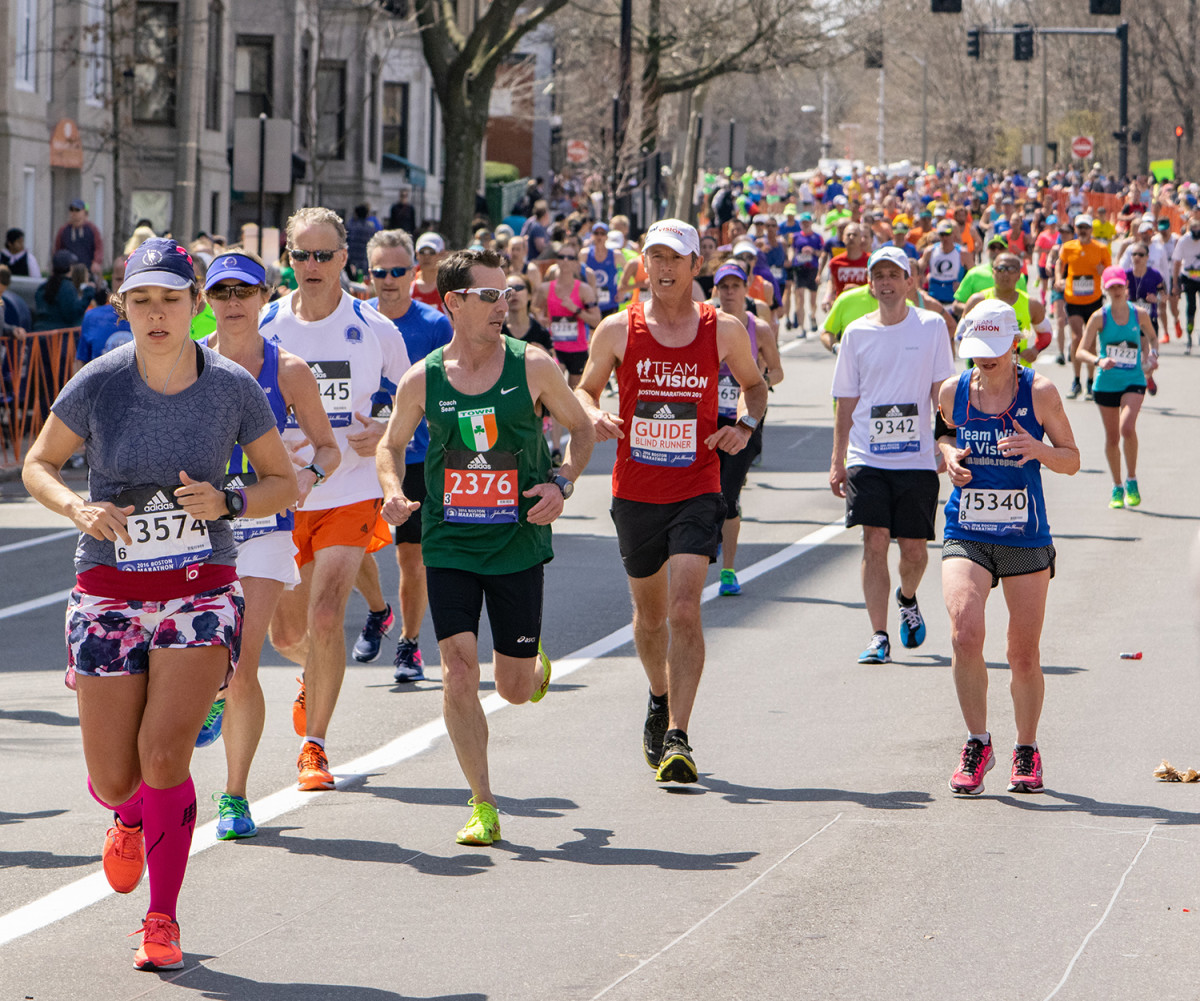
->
[566,140,590,166]
[1071,135,1094,160]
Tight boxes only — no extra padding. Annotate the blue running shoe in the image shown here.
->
[353,604,394,663]
[718,569,741,596]
[392,636,425,682]
[858,633,891,665]
[896,588,926,649]
[195,697,225,748]
[214,793,257,840]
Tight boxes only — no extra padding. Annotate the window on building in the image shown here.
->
[235,36,274,119]
[133,3,178,125]
[368,62,380,166]
[317,61,347,161]
[16,0,38,91]
[298,40,312,148]
[84,0,106,104]
[205,1,224,131]
[382,82,410,168]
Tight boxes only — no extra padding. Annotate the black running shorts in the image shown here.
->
[942,539,1056,589]
[393,461,428,546]
[425,563,544,659]
[610,492,725,579]
[844,465,939,540]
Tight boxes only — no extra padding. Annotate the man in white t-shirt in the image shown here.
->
[1171,214,1200,351]
[830,246,957,665]
[264,206,410,791]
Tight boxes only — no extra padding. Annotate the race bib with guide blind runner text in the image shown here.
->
[630,400,698,467]
[112,485,212,571]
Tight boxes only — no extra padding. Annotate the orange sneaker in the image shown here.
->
[292,677,306,736]
[102,818,145,894]
[297,741,334,791]
[132,912,183,970]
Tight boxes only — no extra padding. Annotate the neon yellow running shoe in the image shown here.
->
[456,797,501,846]
[530,642,552,703]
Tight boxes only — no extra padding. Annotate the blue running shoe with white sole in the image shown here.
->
[195,697,225,748]
[896,588,926,648]
[392,636,425,682]
[353,604,394,663]
[214,793,257,840]
[718,569,741,596]
[858,633,891,664]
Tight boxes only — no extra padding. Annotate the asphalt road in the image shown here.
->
[2,326,1198,1001]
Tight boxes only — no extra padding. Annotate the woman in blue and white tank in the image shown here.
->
[936,299,1080,799]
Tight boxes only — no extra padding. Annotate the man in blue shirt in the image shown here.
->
[351,229,454,682]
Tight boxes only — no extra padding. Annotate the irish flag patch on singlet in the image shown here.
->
[458,408,499,451]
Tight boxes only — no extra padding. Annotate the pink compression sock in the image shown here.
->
[87,776,144,829]
[143,777,197,921]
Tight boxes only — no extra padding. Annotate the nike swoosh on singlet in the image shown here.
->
[500,386,518,395]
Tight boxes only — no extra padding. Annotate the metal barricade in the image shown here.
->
[0,327,80,469]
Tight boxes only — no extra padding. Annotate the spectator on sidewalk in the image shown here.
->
[2,228,42,278]
[54,200,105,279]
[35,251,94,331]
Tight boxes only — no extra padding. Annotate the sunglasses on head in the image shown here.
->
[288,248,339,263]
[558,254,577,261]
[506,283,527,293]
[206,283,263,300]
[370,266,409,278]
[450,286,515,303]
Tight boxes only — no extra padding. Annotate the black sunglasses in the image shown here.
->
[206,283,263,300]
[558,254,578,261]
[288,248,339,263]
[370,266,409,278]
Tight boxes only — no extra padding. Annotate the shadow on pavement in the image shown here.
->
[496,827,758,870]
[160,963,486,1001]
[0,707,79,726]
[0,807,68,826]
[0,849,98,870]
[993,789,1200,826]
[352,787,579,819]
[251,827,495,876]
[698,776,933,810]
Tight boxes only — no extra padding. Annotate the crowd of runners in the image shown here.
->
[20,156,1199,968]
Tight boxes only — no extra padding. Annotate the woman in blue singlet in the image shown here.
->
[936,299,1079,798]
[1075,265,1158,509]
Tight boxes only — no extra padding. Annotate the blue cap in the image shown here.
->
[204,252,267,290]
[119,238,195,293]
[1045,214,1057,225]
[713,262,749,286]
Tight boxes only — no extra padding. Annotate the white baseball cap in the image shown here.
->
[957,299,1021,359]
[605,230,625,250]
[1073,214,1093,228]
[415,232,445,254]
[866,246,912,276]
[732,240,759,258]
[642,219,700,257]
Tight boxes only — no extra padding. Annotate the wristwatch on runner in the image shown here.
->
[221,487,247,520]
[548,472,574,499]
[302,461,327,486]
[736,414,759,433]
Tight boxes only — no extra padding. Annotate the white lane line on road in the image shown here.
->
[0,518,849,950]
[1041,825,1157,1001]
[590,813,844,1000]
[0,528,76,555]
[0,588,74,620]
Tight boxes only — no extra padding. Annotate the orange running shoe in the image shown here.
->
[297,740,334,791]
[102,818,145,894]
[132,912,183,970]
[292,677,306,736]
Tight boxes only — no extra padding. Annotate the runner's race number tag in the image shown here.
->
[443,450,519,523]
[113,485,212,571]
[958,487,1028,532]
[717,375,740,418]
[1106,342,1138,369]
[223,470,283,543]
[550,319,577,343]
[869,403,919,453]
[630,399,697,466]
[1071,275,1095,297]
[285,360,353,428]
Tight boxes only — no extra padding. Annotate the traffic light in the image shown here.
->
[967,28,980,59]
[931,0,962,10]
[1089,0,1121,13]
[1177,125,1185,139]
[1013,24,1034,61]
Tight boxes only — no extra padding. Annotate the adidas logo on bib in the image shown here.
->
[652,404,675,420]
[311,363,327,379]
[467,454,492,470]
[885,405,904,418]
[144,490,174,512]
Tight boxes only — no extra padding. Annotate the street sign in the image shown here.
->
[1071,135,1094,160]
[566,139,590,166]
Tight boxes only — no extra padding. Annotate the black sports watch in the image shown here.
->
[302,461,327,486]
[548,473,574,500]
[221,487,247,520]
[736,414,759,433]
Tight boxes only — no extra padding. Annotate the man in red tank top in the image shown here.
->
[575,219,768,784]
